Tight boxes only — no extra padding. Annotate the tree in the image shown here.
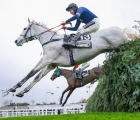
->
[50,102,56,105]
[79,98,87,103]
[9,99,13,105]
[36,103,41,105]
[42,102,47,105]
[86,38,140,112]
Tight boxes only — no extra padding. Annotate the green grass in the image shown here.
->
[0,112,140,120]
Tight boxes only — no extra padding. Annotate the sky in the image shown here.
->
[0,0,140,106]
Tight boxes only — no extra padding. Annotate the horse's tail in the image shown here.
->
[123,28,140,41]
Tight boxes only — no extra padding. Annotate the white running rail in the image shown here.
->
[0,106,85,118]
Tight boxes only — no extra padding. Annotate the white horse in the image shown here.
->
[8,19,139,97]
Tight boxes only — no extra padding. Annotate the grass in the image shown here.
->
[0,112,140,120]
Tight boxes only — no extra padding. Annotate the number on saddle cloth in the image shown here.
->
[62,34,92,48]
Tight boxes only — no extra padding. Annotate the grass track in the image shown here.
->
[0,112,140,120]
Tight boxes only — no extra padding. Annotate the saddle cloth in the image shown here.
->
[62,34,92,48]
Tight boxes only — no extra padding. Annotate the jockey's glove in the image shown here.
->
[61,26,67,30]
[61,22,67,25]
[61,22,72,26]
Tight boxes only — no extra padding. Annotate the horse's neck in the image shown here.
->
[33,25,55,45]
[40,32,55,44]
[33,25,46,36]
[60,69,72,78]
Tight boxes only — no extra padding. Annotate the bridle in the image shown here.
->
[20,23,65,43]
[20,21,72,44]
[53,68,74,79]
[20,23,37,43]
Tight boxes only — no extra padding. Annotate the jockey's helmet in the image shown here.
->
[66,3,78,13]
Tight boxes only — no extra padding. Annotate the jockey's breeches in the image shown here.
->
[75,61,90,71]
[78,18,100,34]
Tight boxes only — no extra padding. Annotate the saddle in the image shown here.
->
[75,70,90,78]
[62,34,92,49]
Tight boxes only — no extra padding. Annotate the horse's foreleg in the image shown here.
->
[8,57,51,92]
[16,64,55,97]
[61,88,75,107]
[60,86,71,105]
[8,69,40,93]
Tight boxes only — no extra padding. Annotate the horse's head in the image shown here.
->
[15,18,37,46]
[50,67,61,81]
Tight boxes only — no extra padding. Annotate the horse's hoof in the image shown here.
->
[61,104,64,107]
[8,88,16,92]
[16,93,24,97]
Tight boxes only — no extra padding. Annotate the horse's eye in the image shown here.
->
[24,28,26,30]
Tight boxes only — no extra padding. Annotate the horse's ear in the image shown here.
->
[28,18,30,23]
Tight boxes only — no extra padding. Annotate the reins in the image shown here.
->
[38,24,62,36]
[40,22,72,47]
[38,22,72,36]
[60,69,75,79]
[22,22,72,46]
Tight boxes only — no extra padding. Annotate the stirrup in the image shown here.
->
[80,82,83,86]
[78,79,83,86]
[67,41,75,46]
[75,76,82,79]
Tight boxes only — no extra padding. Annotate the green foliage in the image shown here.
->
[86,38,140,112]
[1,112,140,120]
[9,102,29,106]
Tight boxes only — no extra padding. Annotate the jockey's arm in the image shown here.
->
[67,20,81,31]
[64,10,83,31]
[66,13,80,23]
[65,8,83,24]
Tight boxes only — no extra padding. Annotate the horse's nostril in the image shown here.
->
[15,40,17,43]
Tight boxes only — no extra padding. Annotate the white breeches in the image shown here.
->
[75,61,90,71]
[78,18,100,35]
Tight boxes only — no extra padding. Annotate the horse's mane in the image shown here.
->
[32,20,48,29]
[31,20,58,34]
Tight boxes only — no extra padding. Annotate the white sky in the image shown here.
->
[0,0,140,106]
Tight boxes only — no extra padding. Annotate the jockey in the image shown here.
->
[61,3,100,80]
[74,61,90,79]
[61,3,100,47]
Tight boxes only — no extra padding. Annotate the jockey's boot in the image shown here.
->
[75,69,83,86]
[78,78,83,86]
[77,68,82,79]
[76,68,83,86]
[67,32,81,47]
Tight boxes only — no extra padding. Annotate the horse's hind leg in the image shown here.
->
[61,88,75,107]
[16,64,55,97]
[8,57,51,92]
[60,86,71,105]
